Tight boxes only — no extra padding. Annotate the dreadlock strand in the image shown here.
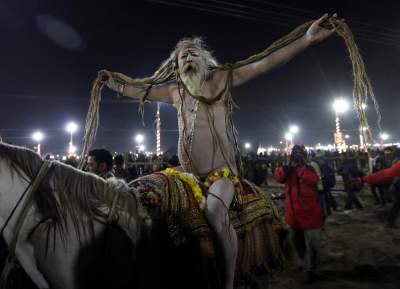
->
[176,80,200,175]
[79,77,104,169]
[80,16,383,167]
[331,21,383,143]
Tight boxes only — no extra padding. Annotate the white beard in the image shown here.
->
[181,71,204,95]
[181,64,213,97]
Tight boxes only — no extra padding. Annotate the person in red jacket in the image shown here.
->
[363,154,400,228]
[274,145,323,283]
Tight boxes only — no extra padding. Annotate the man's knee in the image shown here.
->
[208,177,235,204]
[205,197,227,220]
[204,197,230,234]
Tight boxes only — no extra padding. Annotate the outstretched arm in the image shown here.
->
[99,70,175,104]
[232,14,342,87]
[363,161,400,185]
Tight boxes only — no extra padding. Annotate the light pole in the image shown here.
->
[135,134,145,153]
[289,125,299,145]
[332,98,350,152]
[284,132,293,155]
[155,103,161,156]
[66,122,78,157]
[380,132,389,149]
[31,131,44,155]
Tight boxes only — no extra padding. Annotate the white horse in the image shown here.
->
[0,142,286,289]
[0,142,145,289]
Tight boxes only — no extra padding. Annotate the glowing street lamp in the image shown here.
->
[289,125,299,135]
[379,132,390,149]
[135,134,145,153]
[66,122,78,135]
[380,133,389,141]
[288,124,299,145]
[135,134,144,144]
[31,131,44,155]
[333,98,350,114]
[66,122,78,156]
[244,142,251,150]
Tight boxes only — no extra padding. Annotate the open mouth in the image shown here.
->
[184,63,197,73]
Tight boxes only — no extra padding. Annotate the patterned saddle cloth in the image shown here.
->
[129,171,286,273]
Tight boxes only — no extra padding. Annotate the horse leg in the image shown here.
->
[13,243,49,289]
[2,216,50,288]
[205,177,237,289]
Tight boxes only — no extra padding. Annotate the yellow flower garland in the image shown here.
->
[164,168,203,204]
[164,167,243,207]
[204,167,243,207]
[204,167,240,188]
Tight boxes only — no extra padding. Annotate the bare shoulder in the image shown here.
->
[207,69,230,91]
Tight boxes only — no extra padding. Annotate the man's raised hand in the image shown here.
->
[306,13,345,44]
[98,69,117,90]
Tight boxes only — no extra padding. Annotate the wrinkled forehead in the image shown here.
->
[177,44,201,57]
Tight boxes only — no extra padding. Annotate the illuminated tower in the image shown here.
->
[155,103,161,156]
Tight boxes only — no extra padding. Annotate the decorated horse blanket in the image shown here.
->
[129,170,286,273]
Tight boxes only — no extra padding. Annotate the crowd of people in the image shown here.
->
[65,144,399,284]
[62,146,399,224]
[62,145,399,229]
[273,145,400,283]
[60,150,178,181]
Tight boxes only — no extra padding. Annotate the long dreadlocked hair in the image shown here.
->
[79,17,383,169]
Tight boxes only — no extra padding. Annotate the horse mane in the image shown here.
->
[0,142,145,245]
[0,142,42,180]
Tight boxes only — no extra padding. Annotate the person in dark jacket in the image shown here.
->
[363,150,400,228]
[274,145,322,283]
[371,151,390,205]
[310,152,337,218]
[113,154,129,181]
[337,153,363,210]
[87,148,115,179]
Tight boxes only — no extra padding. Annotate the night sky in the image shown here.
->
[1,0,400,155]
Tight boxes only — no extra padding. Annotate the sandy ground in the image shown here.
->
[263,179,400,289]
